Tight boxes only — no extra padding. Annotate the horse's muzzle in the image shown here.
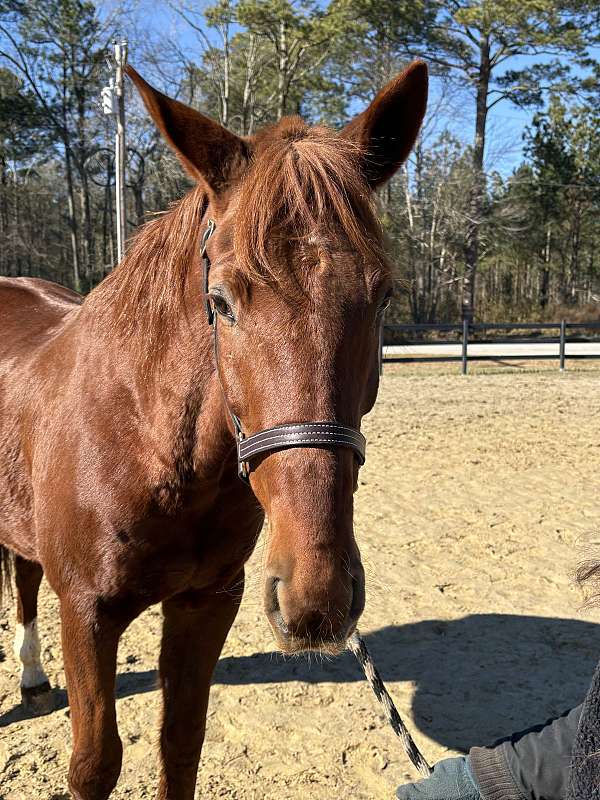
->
[264,566,365,654]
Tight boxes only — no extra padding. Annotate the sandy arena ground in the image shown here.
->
[1,364,600,799]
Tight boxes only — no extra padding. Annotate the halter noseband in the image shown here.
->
[201,220,366,482]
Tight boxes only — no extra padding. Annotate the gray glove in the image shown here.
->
[396,756,481,800]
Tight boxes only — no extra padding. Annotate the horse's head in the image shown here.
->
[128,63,427,653]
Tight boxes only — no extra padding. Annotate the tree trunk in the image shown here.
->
[65,146,81,291]
[79,171,94,288]
[133,178,145,229]
[11,166,19,278]
[277,19,289,120]
[568,201,581,304]
[242,34,258,135]
[74,55,95,290]
[60,60,81,292]
[539,223,551,309]
[462,34,490,322]
[0,157,7,276]
[221,21,230,127]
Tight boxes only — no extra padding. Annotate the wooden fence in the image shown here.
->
[380,320,600,375]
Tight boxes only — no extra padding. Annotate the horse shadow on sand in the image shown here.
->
[1,613,599,753]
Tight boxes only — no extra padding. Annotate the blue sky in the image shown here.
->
[129,2,598,179]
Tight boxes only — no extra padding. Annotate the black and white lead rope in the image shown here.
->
[347,630,432,779]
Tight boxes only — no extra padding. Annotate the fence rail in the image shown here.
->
[381,320,600,375]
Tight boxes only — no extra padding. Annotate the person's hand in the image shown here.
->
[396,756,481,800]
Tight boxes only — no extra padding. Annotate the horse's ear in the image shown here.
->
[126,65,249,193]
[341,61,428,189]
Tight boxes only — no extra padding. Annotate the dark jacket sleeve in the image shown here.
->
[469,705,582,800]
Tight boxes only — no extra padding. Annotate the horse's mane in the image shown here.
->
[86,183,207,356]
[87,116,385,355]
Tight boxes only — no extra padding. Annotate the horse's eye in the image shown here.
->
[210,293,235,322]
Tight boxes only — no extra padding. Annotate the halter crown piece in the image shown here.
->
[201,220,367,482]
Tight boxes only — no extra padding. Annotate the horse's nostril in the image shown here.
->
[268,576,281,611]
[267,577,290,636]
[273,609,289,636]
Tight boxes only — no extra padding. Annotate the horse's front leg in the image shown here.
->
[157,571,244,800]
[60,594,127,800]
[14,555,53,714]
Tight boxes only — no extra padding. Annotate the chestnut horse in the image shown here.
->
[0,61,427,799]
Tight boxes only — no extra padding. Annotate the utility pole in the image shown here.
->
[101,40,128,265]
[114,40,128,264]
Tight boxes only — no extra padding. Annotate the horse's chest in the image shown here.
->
[101,489,264,604]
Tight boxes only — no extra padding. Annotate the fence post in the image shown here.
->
[461,318,469,375]
[378,322,384,377]
[559,319,566,372]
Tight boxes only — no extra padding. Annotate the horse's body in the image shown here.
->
[1,278,81,559]
[0,61,428,799]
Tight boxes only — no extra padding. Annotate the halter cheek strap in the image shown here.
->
[201,219,367,483]
[201,218,217,326]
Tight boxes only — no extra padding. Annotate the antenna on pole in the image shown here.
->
[102,40,128,265]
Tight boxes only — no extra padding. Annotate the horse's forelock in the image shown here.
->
[234,120,386,282]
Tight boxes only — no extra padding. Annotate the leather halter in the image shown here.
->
[201,220,366,482]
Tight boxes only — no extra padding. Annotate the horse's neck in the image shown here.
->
[77,195,236,490]
[126,323,233,486]
[77,284,233,496]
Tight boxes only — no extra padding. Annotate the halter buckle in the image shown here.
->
[236,427,249,482]
[238,456,250,483]
[230,412,250,482]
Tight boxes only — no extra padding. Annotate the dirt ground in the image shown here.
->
[1,364,600,799]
